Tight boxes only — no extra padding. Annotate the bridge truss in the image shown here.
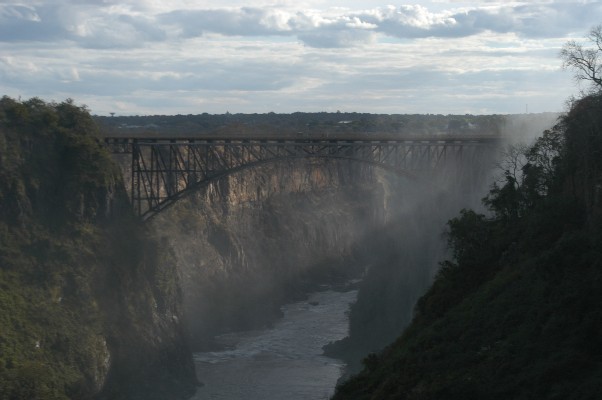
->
[104,136,501,220]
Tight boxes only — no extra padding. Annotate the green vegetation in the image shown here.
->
[0,97,196,399]
[332,87,602,398]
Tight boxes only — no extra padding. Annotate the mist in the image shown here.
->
[102,111,564,398]
[130,120,524,396]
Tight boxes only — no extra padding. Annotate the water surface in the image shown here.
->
[191,289,357,400]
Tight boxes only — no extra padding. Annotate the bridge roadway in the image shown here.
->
[103,133,503,220]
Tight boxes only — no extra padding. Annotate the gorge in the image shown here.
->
[1,96,578,399]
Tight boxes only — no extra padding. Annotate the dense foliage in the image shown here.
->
[333,92,602,399]
[0,97,196,400]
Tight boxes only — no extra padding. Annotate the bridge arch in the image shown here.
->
[104,135,501,220]
[140,155,417,220]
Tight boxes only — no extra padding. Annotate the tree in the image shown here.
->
[560,25,602,92]
[482,127,565,222]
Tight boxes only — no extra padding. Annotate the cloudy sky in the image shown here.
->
[0,1,600,115]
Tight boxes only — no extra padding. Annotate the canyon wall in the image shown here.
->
[151,159,387,349]
[144,140,497,356]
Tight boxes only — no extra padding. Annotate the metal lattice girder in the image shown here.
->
[104,135,502,220]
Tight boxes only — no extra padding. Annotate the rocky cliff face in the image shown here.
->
[0,97,196,400]
[151,159,387,348]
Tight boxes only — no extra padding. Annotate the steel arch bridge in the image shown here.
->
[104,134,502,220]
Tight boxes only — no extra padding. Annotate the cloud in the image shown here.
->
[0,2,166,48]
[156,2,602,47]
[0,1,593,115]
[0,4,65,41]
[162,8,274,38]
[1,2,601,48]
[299,29,375,48]
[448,3,602,39]
[353,2,602,40]
[159,5,453,45]
[359,5,460,38]
[72,12,167,48]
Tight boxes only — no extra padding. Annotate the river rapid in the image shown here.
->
[190,288,358,400]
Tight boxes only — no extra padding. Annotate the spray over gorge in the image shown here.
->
[0,98,579,399]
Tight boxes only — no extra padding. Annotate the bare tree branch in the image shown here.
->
[561,25,602,91]
[588,25,602,53]
[495,143,529,188]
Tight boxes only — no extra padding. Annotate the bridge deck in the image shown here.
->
[103,134,503,145]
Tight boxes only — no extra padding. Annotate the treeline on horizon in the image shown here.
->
[95,111,559,138]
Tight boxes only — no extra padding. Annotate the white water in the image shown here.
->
[190,289,357,400]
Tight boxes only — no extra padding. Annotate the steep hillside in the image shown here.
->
[332,94,602,399]
[0,97,197,399]
[323,113,558,377]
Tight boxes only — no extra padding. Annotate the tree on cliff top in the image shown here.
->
[561,24,602,92]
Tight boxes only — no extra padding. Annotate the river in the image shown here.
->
[189,288,358,400]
